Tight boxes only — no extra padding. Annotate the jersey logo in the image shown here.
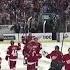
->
[32,50,36,56]
[33,46,37,48]
[66,60,70,64]
[51,56,57,60]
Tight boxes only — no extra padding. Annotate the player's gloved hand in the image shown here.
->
[36,53,42,59]
[18,43,21,46]
[42,51,48,57]
[5,56,8,61]
[23,41,26,44]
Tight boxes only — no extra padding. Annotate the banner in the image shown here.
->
[3,35,15,40]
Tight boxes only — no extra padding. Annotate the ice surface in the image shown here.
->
[0,41,70,70]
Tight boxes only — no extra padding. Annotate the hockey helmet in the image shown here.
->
[55,45,59,50]
[34,37,38,40]
[68,48,70,52]
[10,40,14,45]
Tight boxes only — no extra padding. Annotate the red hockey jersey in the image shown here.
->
[46,50,63,62]
[63,54,70,70]
[23,40,42,62]
[6,45,21,61]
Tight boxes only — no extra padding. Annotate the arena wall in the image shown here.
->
[0,33,70,43]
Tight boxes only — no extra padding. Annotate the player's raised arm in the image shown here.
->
[17,42,21,50]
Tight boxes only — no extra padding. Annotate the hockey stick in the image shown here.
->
[18,32,19,42]
[61,32,65,52]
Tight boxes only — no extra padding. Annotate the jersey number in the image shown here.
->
[32,51,36,56]
[12,50,17,56]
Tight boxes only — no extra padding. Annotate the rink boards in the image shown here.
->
[0,33,70,43]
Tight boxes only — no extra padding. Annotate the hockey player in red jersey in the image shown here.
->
[27,45,37,70]
[5,40,21,70]
[23,39,42,70]
[43,45,63,70]
[63,48,70,70]
[22,33,35,64]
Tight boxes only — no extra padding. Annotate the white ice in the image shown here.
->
[0,41,70,70]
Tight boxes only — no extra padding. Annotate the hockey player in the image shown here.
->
[62,48,70,70]
[5,40,21,70]
[27,44,37,70]
[22,33,34,64]
[43,45,63,70]
[23,39,42,70]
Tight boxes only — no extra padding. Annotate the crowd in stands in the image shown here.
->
[0,0,70,32]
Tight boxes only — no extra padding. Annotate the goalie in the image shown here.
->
[43,45,63,70]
